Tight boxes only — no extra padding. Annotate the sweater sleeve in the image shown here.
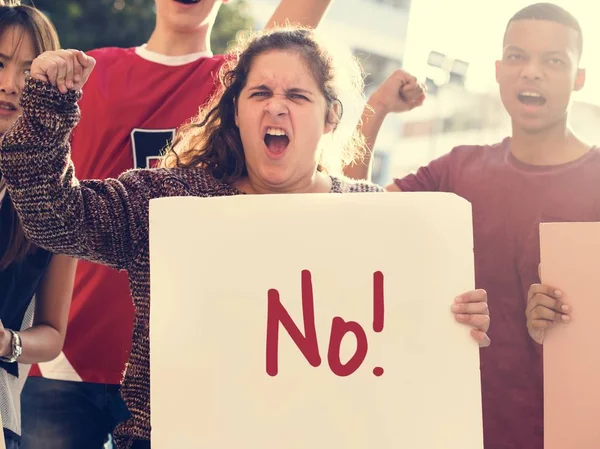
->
[0,77,171,271]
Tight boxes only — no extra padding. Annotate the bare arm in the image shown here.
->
[344,69,426,181]
[0,255,77,363]
[266,0,333,28]
[344,100,389,181]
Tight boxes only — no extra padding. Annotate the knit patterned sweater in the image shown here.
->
[0,78,385,447]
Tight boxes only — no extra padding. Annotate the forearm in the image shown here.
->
[266,0,333,28]
[2,254,77,365]
[344,100,389,181]
[1,325,65,364]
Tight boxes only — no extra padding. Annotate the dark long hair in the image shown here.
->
[162,26,366,182]
[0,2,60,270]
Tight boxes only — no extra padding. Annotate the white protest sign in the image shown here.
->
[149,192,483,448]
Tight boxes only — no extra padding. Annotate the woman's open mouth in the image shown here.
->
[264,127,290,158]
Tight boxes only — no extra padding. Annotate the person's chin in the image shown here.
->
[0,122,13,136]
[258,166,291,188]
[513,119,552,134]
[168,17,206,30]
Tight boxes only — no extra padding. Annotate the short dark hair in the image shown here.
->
[505,3,583,58]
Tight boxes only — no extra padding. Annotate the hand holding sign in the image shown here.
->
[453,289,491,347]
[525,283,571,344]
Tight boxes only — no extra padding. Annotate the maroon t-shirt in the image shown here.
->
[395,137,600,449]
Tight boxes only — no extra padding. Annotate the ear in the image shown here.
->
[573,68,586,92]
[324,101,342,135]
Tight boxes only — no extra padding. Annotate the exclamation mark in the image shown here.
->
[372,271,384,377]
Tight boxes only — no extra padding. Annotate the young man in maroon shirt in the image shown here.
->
[346,3,598,448]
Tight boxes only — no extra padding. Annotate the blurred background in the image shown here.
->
[26,0,600,185]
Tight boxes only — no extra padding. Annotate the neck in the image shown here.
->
[510,119,589,166]
[145,21,211,56]
[237,171,332,195]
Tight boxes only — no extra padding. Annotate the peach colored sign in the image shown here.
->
[149,193,483,448]
[540,222,600,449]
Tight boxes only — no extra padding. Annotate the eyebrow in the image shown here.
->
[287,87,314,96]
[0,52,33,66]
[248,85,314,96]
[544,50,569,57]
[503,46,569,57]
[503,45,525,53]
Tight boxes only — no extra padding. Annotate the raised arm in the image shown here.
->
[266,0,333,28]
[0,51,170,271]
[344,69,425,181]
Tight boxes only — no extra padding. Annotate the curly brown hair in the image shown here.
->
[161,26,366,183]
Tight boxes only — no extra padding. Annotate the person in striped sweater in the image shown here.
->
[0,26,490,448]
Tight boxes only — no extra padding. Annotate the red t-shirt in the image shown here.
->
[29,46,226,384]
[395,137,600,449]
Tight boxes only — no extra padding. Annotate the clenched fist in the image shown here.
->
[368,69,426,114]
[30,49,96,94]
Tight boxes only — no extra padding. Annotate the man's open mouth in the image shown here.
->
[518,91,547,106]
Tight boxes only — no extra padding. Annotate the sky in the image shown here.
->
[401,0,599,106]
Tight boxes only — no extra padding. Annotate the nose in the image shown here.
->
[0,69,19,96]
[520,59,543,81]
[264,95,288,117]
